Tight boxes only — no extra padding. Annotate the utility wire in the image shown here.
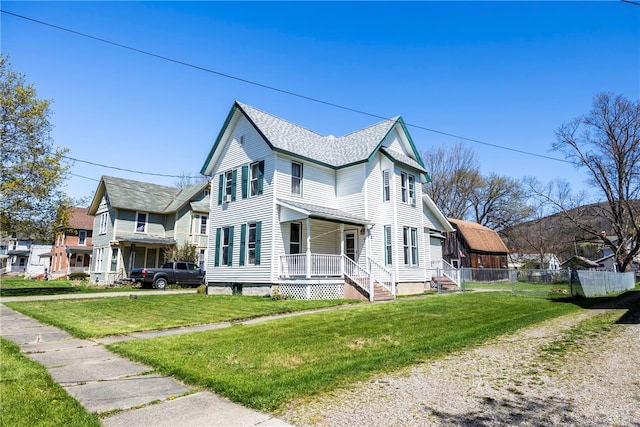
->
[2,8,572,165]
[63,156,201,179]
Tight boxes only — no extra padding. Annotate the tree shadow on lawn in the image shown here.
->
[553,289,640,324]
[424,394,605,426]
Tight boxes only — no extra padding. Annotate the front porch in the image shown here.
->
[278,253,395,301]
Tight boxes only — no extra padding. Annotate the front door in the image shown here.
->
[346,232,356,261]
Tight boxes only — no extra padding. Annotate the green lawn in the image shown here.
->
[464,281,572,298]
[106,292,583,411]
[0,276,143,297]
[0,338,100,427]
[4,294,362,338]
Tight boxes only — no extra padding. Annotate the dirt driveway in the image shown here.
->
[281,293,640,426]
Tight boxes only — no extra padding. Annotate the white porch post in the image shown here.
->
[340,224,345,277]
[306,218,311,279]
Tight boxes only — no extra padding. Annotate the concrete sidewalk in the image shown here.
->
[0,303,292,426]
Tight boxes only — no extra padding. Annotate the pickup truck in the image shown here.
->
[129,261,205,289]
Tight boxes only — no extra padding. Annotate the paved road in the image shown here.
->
[0,290,294,427]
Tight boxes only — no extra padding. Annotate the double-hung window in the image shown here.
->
[290,223,301,254]
[401,172,416,205]
[382,170,391,202]
[403,226,418,266]
[78,230,87,245]
[214,226,234,267]
[193,214,208,235]
[218,170,237,204]
[291,162,302,195]
[239,222,262,266]
[250,161,264,196]
[408,175,415,204]
[99,212,108,234]
[384,225,392,265]
[136,212,147,233]
[241,161,265,199]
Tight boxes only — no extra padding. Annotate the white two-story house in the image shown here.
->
[201,101,453,300]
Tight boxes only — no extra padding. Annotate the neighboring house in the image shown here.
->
[200,101,454,300]
[87,176,211,285]
[443,218,509,269]
[509,252,561,270]
[2,235,51,277]
[443,218,509,282]
[50,207,94,278]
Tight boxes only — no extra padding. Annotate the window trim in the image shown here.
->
[290,222,302,254]
[99,212,108,235]
[291,161,303,196]
[78,230,87,246]
[382,170,391,202]
[384,225,392,265]
[135,212,148,233]
[403,226,418,266]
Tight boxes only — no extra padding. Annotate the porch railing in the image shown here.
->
[368,258,395,296]
[279,254,343,278]
[279,253,395,302]
[343,256,372,301]
[439,259,461,287]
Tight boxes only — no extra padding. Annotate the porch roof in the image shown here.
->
[113,234,176,246]
[277,199,371,226]
[65,246,93,255]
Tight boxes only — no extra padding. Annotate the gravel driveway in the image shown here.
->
[281,295,640,427]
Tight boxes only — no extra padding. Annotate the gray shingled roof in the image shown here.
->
[379,147,427,173]
[238,102,404,168]
[98,176,207,214]
[277,199,370,225]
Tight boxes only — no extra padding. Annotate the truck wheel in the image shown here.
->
[154,278,168,290]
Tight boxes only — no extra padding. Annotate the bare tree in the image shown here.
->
[421,141,482,219]
[174,172,209,189]
[540,93,640,271]
[469,173,532,232]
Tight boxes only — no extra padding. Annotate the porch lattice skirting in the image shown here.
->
[277,281,344,300]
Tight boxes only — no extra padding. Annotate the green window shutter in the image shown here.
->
[214,228,221,267]
[257,161,264,195]
[217,174,223,205]
[239,224,247,266]
[228,226,234,266]
[255,221,262,265]
[241,165,248,199]
[231,170,237,201]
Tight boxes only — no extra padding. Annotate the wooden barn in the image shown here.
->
[443,218,509,269]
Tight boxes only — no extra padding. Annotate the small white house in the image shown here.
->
[3,237,51,277]
[201,101,454,300]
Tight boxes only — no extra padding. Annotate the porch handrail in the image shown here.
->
[440,259,461,286]
[280,253,343,278]
[343,256,372,301]
[368,258,395,296]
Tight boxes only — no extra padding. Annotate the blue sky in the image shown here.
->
[2,1,639,203]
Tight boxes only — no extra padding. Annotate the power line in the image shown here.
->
[63,156,201,179]
[2,8,572,165]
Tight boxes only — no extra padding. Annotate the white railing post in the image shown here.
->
[306,219,311,279]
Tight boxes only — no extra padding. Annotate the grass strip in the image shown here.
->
[0,276,144,297]
[4,295,361,338]
[0,338,100,427]
[107,292,581,411]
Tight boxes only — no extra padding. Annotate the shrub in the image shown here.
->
[68,272,89,281]
[196,285,207,295]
